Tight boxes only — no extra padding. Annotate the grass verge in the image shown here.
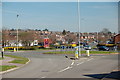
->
[5,48,56,52]
[5,55,29,64]
[43,50,116,54]
[0,57,4,60]
[0,65,17,71]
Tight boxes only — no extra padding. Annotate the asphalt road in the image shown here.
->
[2,50,119,80]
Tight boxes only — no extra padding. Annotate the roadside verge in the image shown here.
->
[0,55,30,74]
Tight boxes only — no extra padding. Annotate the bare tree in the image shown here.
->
[49,34,57,44]
[19,31,34,46]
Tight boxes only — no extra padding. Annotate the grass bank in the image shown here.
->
[0,55,29,72]
[4,48,56,52]
[0,57,4,60]
[5,55,29,64]
[0,65,17,71]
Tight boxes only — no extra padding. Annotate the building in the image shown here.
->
[114,34,120,44]
[114,34,120,50]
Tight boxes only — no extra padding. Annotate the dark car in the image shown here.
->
[98,46,109,51]
[84,45,91,50]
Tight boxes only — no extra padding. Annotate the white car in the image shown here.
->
[84,45,91,50]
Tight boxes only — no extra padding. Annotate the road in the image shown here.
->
[2,50,119,80]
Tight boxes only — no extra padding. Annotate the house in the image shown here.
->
[114,34,120,44]
[114,34,120,50]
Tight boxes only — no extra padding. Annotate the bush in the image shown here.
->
[4,46,38,50]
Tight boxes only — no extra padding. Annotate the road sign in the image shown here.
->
[44,38,49,48]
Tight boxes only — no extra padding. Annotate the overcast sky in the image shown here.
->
[2,2,118,33]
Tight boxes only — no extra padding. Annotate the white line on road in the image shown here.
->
[41,76,46,78]
[71,61,74,66]
[58,66,72,73]
[77,62,84,65]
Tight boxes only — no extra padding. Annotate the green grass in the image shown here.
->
[0,57,4,60]
[4,49,14,52]
[43,50,115,54]
[89,51,115,54]
[5,48,57,52]
[5,55,29,64]
[0,65,17,71]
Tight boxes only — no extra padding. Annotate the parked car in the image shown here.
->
[98,46,109,51]
[74,46,83,49]
[84,45,91,50]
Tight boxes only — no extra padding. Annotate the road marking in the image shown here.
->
[71,61,74,66]
[58,66,72,73]
[41,76,46,78]
[77,62,84,65]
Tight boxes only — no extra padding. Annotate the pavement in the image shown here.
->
[1,50,119,80]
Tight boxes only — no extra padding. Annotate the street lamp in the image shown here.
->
[77,0,81,57]
[16,14,19,51]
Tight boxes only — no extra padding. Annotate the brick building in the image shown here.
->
[114,34,120,44]
[114,34,120,50]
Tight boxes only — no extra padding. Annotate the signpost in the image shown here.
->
[44,38,50,48]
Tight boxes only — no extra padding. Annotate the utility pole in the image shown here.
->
[16,14,19,51]
[77,0,81,57]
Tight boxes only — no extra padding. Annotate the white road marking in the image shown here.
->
[58,66,72,73]
[77,62,84,65]
[77,58,94,65]
[41,76,46,78]
[71,61,74,66]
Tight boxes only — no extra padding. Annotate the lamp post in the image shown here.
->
[16,14,19,51]
[77,0,81,57]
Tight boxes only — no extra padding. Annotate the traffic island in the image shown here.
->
[0,55,30,74]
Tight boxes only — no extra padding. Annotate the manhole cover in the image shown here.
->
[41,70,49,72]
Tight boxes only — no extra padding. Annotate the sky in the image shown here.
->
[2,2,118,33]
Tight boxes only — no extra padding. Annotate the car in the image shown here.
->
[84,45,91,50]
[74,46,83,49]
[98,46,109,51]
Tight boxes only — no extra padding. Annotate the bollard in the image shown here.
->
[75,48,79,59]
[86,50,90,56]
[14,48,16,52]
[2,48,4,52]
[1,48,4,58]
[1,52,4,58]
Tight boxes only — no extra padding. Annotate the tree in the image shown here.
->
[49,34,57,44]
[101,28,111,34]
[10,28,16,31]
[62,30,66,35]
[43,29,49,31]
[64,33,77,44]
[2,30,11,47]
[19,31,34,46]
